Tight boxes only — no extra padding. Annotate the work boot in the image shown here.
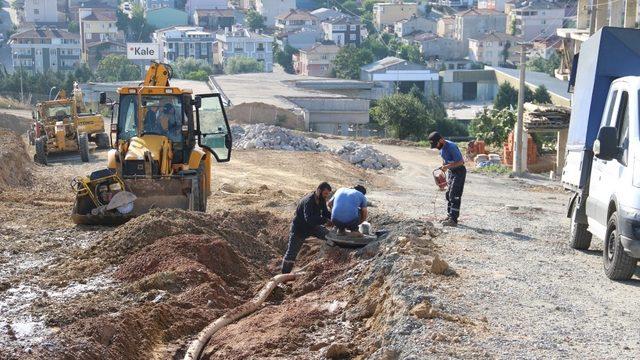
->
[349,230,364,238]
[337,228,347,236]
[441,218,458,227]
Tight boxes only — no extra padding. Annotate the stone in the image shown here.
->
[409,302,433,319]
[325,343,350,359]
[431,254,449,275]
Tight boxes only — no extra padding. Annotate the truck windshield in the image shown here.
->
[118,94,184,142]
[46,105,72,119]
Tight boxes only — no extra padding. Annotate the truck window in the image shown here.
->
[603,90,618,126]
[617,91,629,153]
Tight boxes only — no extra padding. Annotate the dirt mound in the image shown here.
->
[0,112,31,134]
[0,129,32,189]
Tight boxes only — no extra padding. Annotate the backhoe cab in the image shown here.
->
[71,62,231,225]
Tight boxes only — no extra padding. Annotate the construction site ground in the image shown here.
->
[1,110,640,359]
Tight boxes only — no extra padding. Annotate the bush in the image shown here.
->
[173,58,213,81]
[332,45,374,80]
[225,57,263,74]
[533,85,552,104]
[370,93,434,140]
[494,81,533,110]
[96,55,141,82]
[469,108,516,147]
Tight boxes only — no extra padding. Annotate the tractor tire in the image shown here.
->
[34,136,47,165]
[569,199,592,250]
[78,133,90,163]
[27,130,35,145]
[95,133,110,149]
[191,163,207,212]
[603,211,638,280]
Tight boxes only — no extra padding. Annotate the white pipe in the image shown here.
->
[183,272,304,360]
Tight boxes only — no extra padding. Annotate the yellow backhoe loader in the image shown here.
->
[70,62,231,225]
[29,83,109,164]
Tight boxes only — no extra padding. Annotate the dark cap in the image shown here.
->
[354,184,367,195]
[428,131,442,149]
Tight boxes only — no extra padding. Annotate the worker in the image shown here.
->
[157,102,182,141]
[281,182,333,274]
[328,185,368,237]
[143,103,161,133]
[428,131,466,227]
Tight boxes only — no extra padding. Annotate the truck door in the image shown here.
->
[196,94,231,162]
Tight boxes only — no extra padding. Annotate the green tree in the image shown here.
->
[274,44,298,73]
[361,36,389,60]
[408,85,467,137]
[95,55,141,82]
[370,93,434,140]
[533,85,552,104]
[396,43,422,64]
[172,57,213,81]
[245,9,266,31]
[527,52,561,77]
[117,6,155,42]
[493,82,534,110]
[68,21,79,34]
[333,45,374,80]
[225,57,263,74]
[469,108,517,147]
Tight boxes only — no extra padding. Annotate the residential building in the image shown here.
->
[69,1,115,24]
[24,0,59,24]
[275,9,318,33]
[478,0,505,12]
[510,2,565,41]
[141,0,174,10]
[185,0,227,17]
[373,1,418,30]
[310,7,345,22]
[436,16,455,37]
[394,14,437,37]
[412,33,465,60]
[193,8,239,31]
[436,0,474,7]
[79,8,126,65]
[468,32,517,66]
[531,35,561,59]
[322,16,362,46]
[277,28,323,50]
[154,26,215,63]
[360,56,439,95]
[294,43,339,76]
[146,7,189,29]
[215,25,275,71]
[9,28,81,73]
[454,8,507,47]
[255,0,296,27]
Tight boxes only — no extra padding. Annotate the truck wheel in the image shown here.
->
[79,133,90,163]
[191,163,207,212]
[34,136,47,165]
[569,200,592,250]
[603,211,638,280]
[95,133,110,149]
[27,130,35,145]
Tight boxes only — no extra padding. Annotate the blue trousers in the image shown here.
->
[446,166,466,222]
[281,224,329,274]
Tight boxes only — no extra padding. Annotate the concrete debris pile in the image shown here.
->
[524,103,571,130]
[333,142,401,170]
[231,124,328,152]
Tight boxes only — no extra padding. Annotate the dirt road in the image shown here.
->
[364,143,640,358]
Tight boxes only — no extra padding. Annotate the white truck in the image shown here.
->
[563,27,640,280]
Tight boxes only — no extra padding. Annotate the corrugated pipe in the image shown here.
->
[183,272,304,360]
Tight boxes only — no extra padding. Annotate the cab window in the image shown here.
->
[118,95,138,141]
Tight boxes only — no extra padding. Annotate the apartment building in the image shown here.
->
[215,25,275,71]
[395,15,437,37]
[275,10,319,33]
[454,8,507,47]
[141,0,174,10]
[255,0,296,27]
[9,28,81,73]
[154,26,215,63]
[373,1,418,30]
[510,2,565,41]
[23,0,59,24]
[478,0,506,12]
[185,0,228,17]
[437,16,455,37]
[295,43,340,77]
[413,33,465,60]
[322,16,362,46]
[193,8,237,31]
[468,32,517,66]
[79,8,126,66]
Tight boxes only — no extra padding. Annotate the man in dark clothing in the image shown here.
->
[428,131,466,227]
[281,182,333,274]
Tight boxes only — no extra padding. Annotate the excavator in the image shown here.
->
[70,62,231,225]
[29,84,109,164]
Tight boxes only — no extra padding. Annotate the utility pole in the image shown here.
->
[514,42,531,175]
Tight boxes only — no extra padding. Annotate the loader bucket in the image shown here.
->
[71,175,198,225]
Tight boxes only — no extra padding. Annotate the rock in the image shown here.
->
[310,341,329,351]
[431,254,449,275]
[380,348,400,360]
[513,227,523,233]
[409,302,433,319]
[325,343,350,359]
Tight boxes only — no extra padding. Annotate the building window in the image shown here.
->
[257,43,264,51]
[349,34,356,41]
[33,9,39,14]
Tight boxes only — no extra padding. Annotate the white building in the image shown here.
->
[478,0,505,12]
[185,0,227,17]
[154,26,215,63]
[275,9,319,33]
[256,0,296,27]
[468,32,517,66]
[24,0,59,24]
[394,15,437,37]
[215,25,275,72]
[373,1,418,30]
[10,28,81,73]
[511,2,565,41]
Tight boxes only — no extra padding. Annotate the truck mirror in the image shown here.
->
[99,92,107,104]
[194,96,202,109]
[594,126,619,161]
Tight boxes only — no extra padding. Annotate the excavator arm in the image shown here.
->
[143,62,172,87]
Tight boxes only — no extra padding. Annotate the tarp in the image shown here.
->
[567,27,640,149]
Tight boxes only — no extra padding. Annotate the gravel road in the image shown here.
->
[363,143,640,359]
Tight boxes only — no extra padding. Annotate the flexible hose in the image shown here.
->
[183,272,304,360]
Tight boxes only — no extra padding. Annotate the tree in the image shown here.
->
[225,57,263,74]
[95,55,141,82]
[361,36,389,60]
[370,93,434,140]
[245,9,266,31]
[173,57,213,81]
[117,6,155,42]
[469,108,517,147]
[68,21,79,34]
[527,52,561,77]
[533,85,552,104]
[493,82,534,110]
[332,45,373,80]
[274,44,297,74]
[408,85,467,137]
[396,43,422,64]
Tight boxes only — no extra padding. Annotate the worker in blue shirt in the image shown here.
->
[328,185,368,237]
[428,131,466,227]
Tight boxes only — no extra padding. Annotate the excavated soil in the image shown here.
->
[0,129,32,190]
[0,113,31,135]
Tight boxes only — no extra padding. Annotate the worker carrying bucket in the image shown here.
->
[428,131,466,227]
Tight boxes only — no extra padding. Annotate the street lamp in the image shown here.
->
[49,86,57,100]
[13,52,24,103]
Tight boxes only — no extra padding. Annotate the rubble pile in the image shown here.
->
[334,142,401,170]
[524,103,571,130]
[231,124,328,152]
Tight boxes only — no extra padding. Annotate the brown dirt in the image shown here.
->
[227,102,304,130]
[0,113,31,135]
[0,129,32,190]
